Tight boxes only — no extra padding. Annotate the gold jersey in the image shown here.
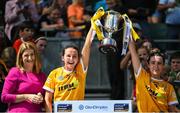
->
[135,66,178,112]
[43,59,87,101]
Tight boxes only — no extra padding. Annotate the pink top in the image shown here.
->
[1,67,46,112]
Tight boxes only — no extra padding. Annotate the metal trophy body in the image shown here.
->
[92,7,139,55]
[98,10,123,54]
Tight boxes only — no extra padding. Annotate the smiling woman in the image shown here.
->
[22,49,35,71]
[61,45,80,71]
[1,42,47,112]
[128,39,180,112]
[16,42,40,73]
[43,26,95,112]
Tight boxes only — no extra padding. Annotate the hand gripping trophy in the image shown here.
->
[91,7,140,55]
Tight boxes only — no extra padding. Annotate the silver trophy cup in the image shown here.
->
[98,10,123,54]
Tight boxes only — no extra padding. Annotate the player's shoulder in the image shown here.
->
[49,67,63,75]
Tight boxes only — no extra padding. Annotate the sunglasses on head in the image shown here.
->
[150,50,164,58]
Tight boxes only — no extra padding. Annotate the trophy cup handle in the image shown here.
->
[91,7,105,41]
[121,14,140,55]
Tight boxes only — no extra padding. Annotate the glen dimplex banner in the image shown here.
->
[54,100,132,113]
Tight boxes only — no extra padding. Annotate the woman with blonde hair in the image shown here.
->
[1,42,46,112]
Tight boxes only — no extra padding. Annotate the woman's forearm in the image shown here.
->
[15,94,27,103]
[45,100,52,112]
[45,92,53,112]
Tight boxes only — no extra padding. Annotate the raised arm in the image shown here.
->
[81,27,95,69]
[128,40,141,74]
[120,51,131,69]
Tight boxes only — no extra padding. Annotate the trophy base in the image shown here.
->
[99,45,117,54]
[99,38,117,54]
